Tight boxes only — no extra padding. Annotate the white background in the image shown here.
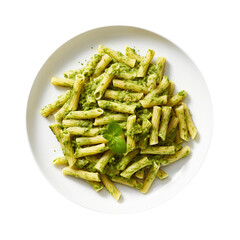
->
[1,0,240,239]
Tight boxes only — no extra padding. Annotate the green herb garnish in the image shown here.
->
[103,121,126,154]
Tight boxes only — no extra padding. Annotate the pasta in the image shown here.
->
[158,106,172,141]
[175,105,189,141]
[150,106,161,145]
[40,90,71,117]
[112,79,148,94]
[93,113,128,126]
[65,108,104,119]
[51,77,74,88]
[40,45,198,201]
[68,74,86,111]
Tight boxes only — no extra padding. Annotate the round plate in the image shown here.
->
[26,26,213,213]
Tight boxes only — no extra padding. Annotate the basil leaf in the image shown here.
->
[109,136,126,154]
[108,121,123,136]
[103,133,112,141]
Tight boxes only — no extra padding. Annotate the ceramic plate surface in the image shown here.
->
[26,26,213,213]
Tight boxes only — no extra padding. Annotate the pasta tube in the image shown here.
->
[168,90,187,107]
[140,146,175,155]
[111,176,143,189]
[52,157,89,169]
[113,79,148,94]
[61,131,76,167]
[125,46,143,61]
[104,90,144,102]
[74,143,108,158]
[68,75,86,111]
[97,100,136,114]
[76,135,108,147]
[175,128,183,144]
[49,123,64,149]
[93,54,112,78]
[159,106,172,141]
[51,77,74,88]
[160,146,190,166]
[140,161,160,193]
[175,105,189,141]
[66,127,101,136]
[126,115,136,153]
[98,45,136,68]
[65,108,104,119]
[168,80,175,99]
[156,169,168,180]
[100,174,121,201]
[87,181,104,192]
[165,116,179,142]
[94,150,114,172]
[140,95,167,108]
[144,76,170,99]
[116,149,140,171]
[156,57,166,83]
[82,54,102,77]
[120,156,152,179]
[62,119,92,128]
[62,167,101,182]
[54,98,70,123]
[137,49,155,77]
[150,106,161,145]
[40,90,71,117]
[182,103,198,139]
[93,114,128,126]
[94,63,119,100]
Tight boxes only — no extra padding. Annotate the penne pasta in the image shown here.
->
[140,95,168,108]
[63,167,101,182]
[137,49,155,77]
[140,161,160,193]
[181,103,198,139]
[175,105,189,141]
[150,106,161,145]
[66,127,101,136]
[104,90,144,102]
[159,106,172,141]
[68,75,86,111]
[140,146,175,155]
[93,113,128,126]
[65,108,104,119]
[126,115,136,153]
[125,46,143,62]
[74,143,108,158]
[94,63,119,100]
[100,174,121,201]
[120,156,152,179]
[98,45,136,68]
[94,150,115,172]
[168,90,187,107]
[76,135,108,147]
[116,149,140,171]
[40,90,71,117]
[93,54,112,78]
[97,100,136,114]
[113,79,148,94]
[160,146,190,166]
[61,131,77,167]
[51,77,74,88]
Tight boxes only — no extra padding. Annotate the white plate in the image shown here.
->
[26,26,213,213]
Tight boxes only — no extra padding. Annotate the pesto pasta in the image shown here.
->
[40,45,198,201]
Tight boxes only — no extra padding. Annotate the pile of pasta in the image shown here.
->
[40,45,197,201]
